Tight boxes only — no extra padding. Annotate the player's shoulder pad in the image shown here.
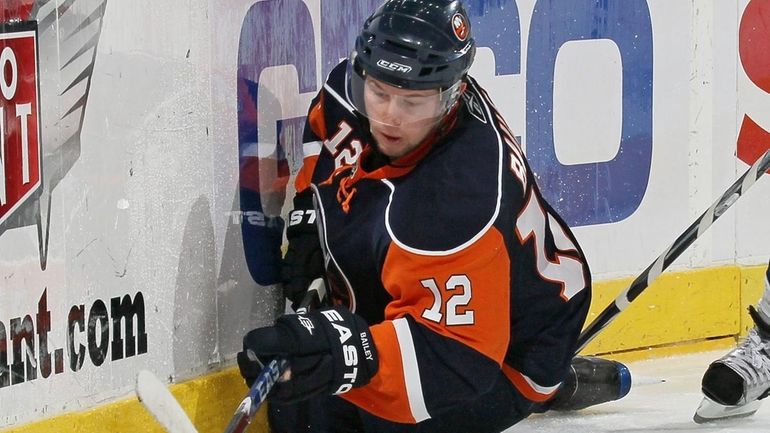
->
[319,60,356,116]
[325,60,348,92]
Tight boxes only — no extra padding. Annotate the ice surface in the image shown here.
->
[505,350,770,433]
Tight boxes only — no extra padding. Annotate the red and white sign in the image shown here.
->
[0,22,41,226]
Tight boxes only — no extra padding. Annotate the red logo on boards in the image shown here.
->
[0,22,41,226]
[1,0,34,23]
[452,13,469,41]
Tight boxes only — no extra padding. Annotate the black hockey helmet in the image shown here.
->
[347,0,476,126]
[352,0,476,90]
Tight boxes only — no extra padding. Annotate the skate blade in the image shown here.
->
[692,396,761,424]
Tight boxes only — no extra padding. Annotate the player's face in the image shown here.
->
[363,77,443,159]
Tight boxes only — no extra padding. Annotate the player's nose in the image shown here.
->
[380,99,403,126]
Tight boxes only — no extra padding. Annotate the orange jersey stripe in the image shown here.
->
[381,227,511,366]
[342,320,417,424]
[294,154,319,193]
[308,91,327,139]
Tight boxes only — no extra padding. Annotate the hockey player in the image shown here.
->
[237,1,628,431]
[695,259,770,423]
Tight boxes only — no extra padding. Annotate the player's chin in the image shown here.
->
[373,134,405,157]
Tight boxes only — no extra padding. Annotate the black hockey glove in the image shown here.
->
[236,306,378,403]
[281,189,324,309]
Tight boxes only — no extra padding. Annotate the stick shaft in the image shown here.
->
[577,150,770,352]
[223,279,326,433]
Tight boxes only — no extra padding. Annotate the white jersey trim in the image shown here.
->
[309,184,358,312]
[521,372,561,396]
[324,82,356,115]
[393,318,431,422]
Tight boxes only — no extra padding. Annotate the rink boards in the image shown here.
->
[2,0,770,432]
[2,264,766,433]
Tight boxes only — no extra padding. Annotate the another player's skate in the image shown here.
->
[546,356,632,411]
[694,306,770,423]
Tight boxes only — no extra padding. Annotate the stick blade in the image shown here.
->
[136,370,199,433]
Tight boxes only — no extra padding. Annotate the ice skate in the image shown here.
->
[547,356,632,411]
[694,306,770,423]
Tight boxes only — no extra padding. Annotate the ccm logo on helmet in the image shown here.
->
[376,59,412,74]
[452,13,469,41]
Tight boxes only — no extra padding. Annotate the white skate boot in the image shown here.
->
[694,306,770,423]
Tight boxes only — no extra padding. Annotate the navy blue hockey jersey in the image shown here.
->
[293,60,591,424]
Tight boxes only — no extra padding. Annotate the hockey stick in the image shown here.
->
[136,279,326,433]
[223,277,327,433]
[136,370,199,433]
[576,149,770,353]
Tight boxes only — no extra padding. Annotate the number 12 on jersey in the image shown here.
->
[420,275,475,326]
